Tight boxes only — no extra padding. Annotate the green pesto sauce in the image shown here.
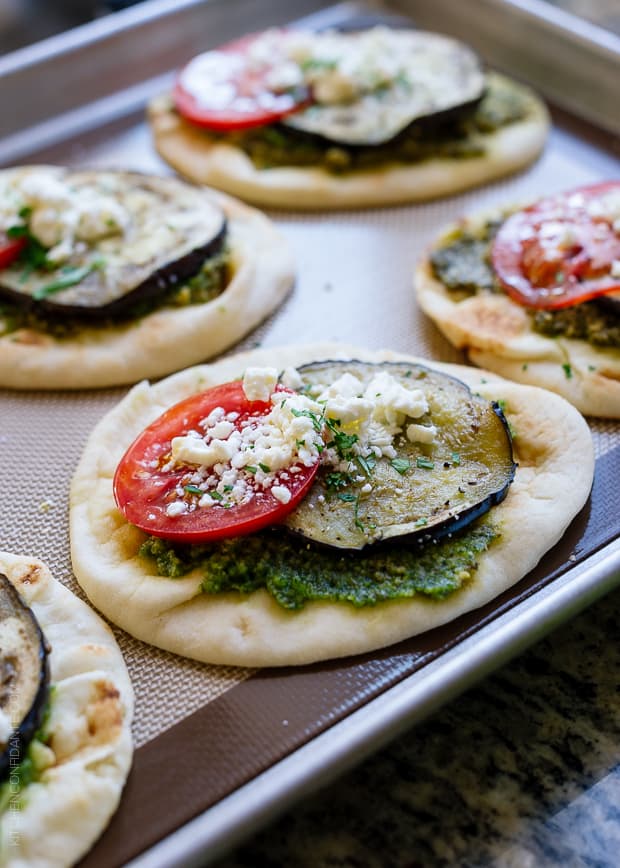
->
[212,75,530,174]
[430,219,620,349]
[0,247,231,340]
[139,521,498,611]
[0,698,52,811]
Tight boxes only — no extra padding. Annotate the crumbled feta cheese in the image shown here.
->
[280,366,304,390]
[406,423,437,444]
[586,190,620,223]
[171,434,239,467]
[364,372,428,427]
[166,501,188,517]
[243,366,279,402]
[209,420,235,439]
[611,260,620,279]
[271,485,292,504]
[0,168,130,265]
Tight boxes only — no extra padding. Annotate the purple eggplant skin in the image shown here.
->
[0,218,227,324]
[0,574,50,784]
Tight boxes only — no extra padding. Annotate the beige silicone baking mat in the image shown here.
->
[1,108,619,750]
[1,3,620,861]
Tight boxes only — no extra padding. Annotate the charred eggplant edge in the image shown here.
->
[0,217,227,323]
[0,574,50,784]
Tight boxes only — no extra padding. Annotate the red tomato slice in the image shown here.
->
[491,181,620,310]
[173,31,311,131]
[113,381,320,543]
[0,234,27,269]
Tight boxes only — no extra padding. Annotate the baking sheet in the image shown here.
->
[1,1,619,865]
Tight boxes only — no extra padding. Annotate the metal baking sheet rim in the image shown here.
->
[130,540,620,868]
[0,0,619,158]
[0,2,618,866]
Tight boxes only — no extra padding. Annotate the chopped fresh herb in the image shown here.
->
[209,490,224,501]
[522,363,528,371]
[295,439,306,448]
[451,452,461,466]
[325,471,353,491]
[415,517,428,527]
[562,363,573,379]
[245,466,258,475]
[390,457,411,475]
[300,57,338,72]
[6,223,49,271]
[259,462,270,473]
[356,454,376,476]
[33,259,105,300]
[184,484,203,496]
[324,418,359,461]
[337,493,357,502]
[290,407,323,433]
[223,485,234,492]
[6,224,28,239]
[416,457,435,470]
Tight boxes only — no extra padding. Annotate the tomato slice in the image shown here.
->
[0,234,27,269]
[173,31,311,131]
[491,181,620,310]
[113,381,321,543]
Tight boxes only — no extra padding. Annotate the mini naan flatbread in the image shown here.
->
[69,344,593,667]
[149,71,549,210]
[0,168,294,390]
[415,205,620,418]
[0,551,133,868]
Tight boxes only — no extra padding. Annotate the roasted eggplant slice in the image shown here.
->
[0,168,226,322]
[282,361,515,550]
[0,573,49,783]
[283,31,485,146]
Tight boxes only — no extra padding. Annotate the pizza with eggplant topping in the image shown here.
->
[415,181,620,417]
[69,344,593,667]
[0,551,133,867]
[0,166,293,389]
[148,27,549,210]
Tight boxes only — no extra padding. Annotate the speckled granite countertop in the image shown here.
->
[213,583,620,867]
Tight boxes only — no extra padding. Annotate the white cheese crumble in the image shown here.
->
[0,168,130,265]
[179,26,481,127]
[162,381,324,514]
[271,485,292,504]
[585,190,620,225]
[406,423,437,444]
[242,366,279,402]
[160,366,439,520]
